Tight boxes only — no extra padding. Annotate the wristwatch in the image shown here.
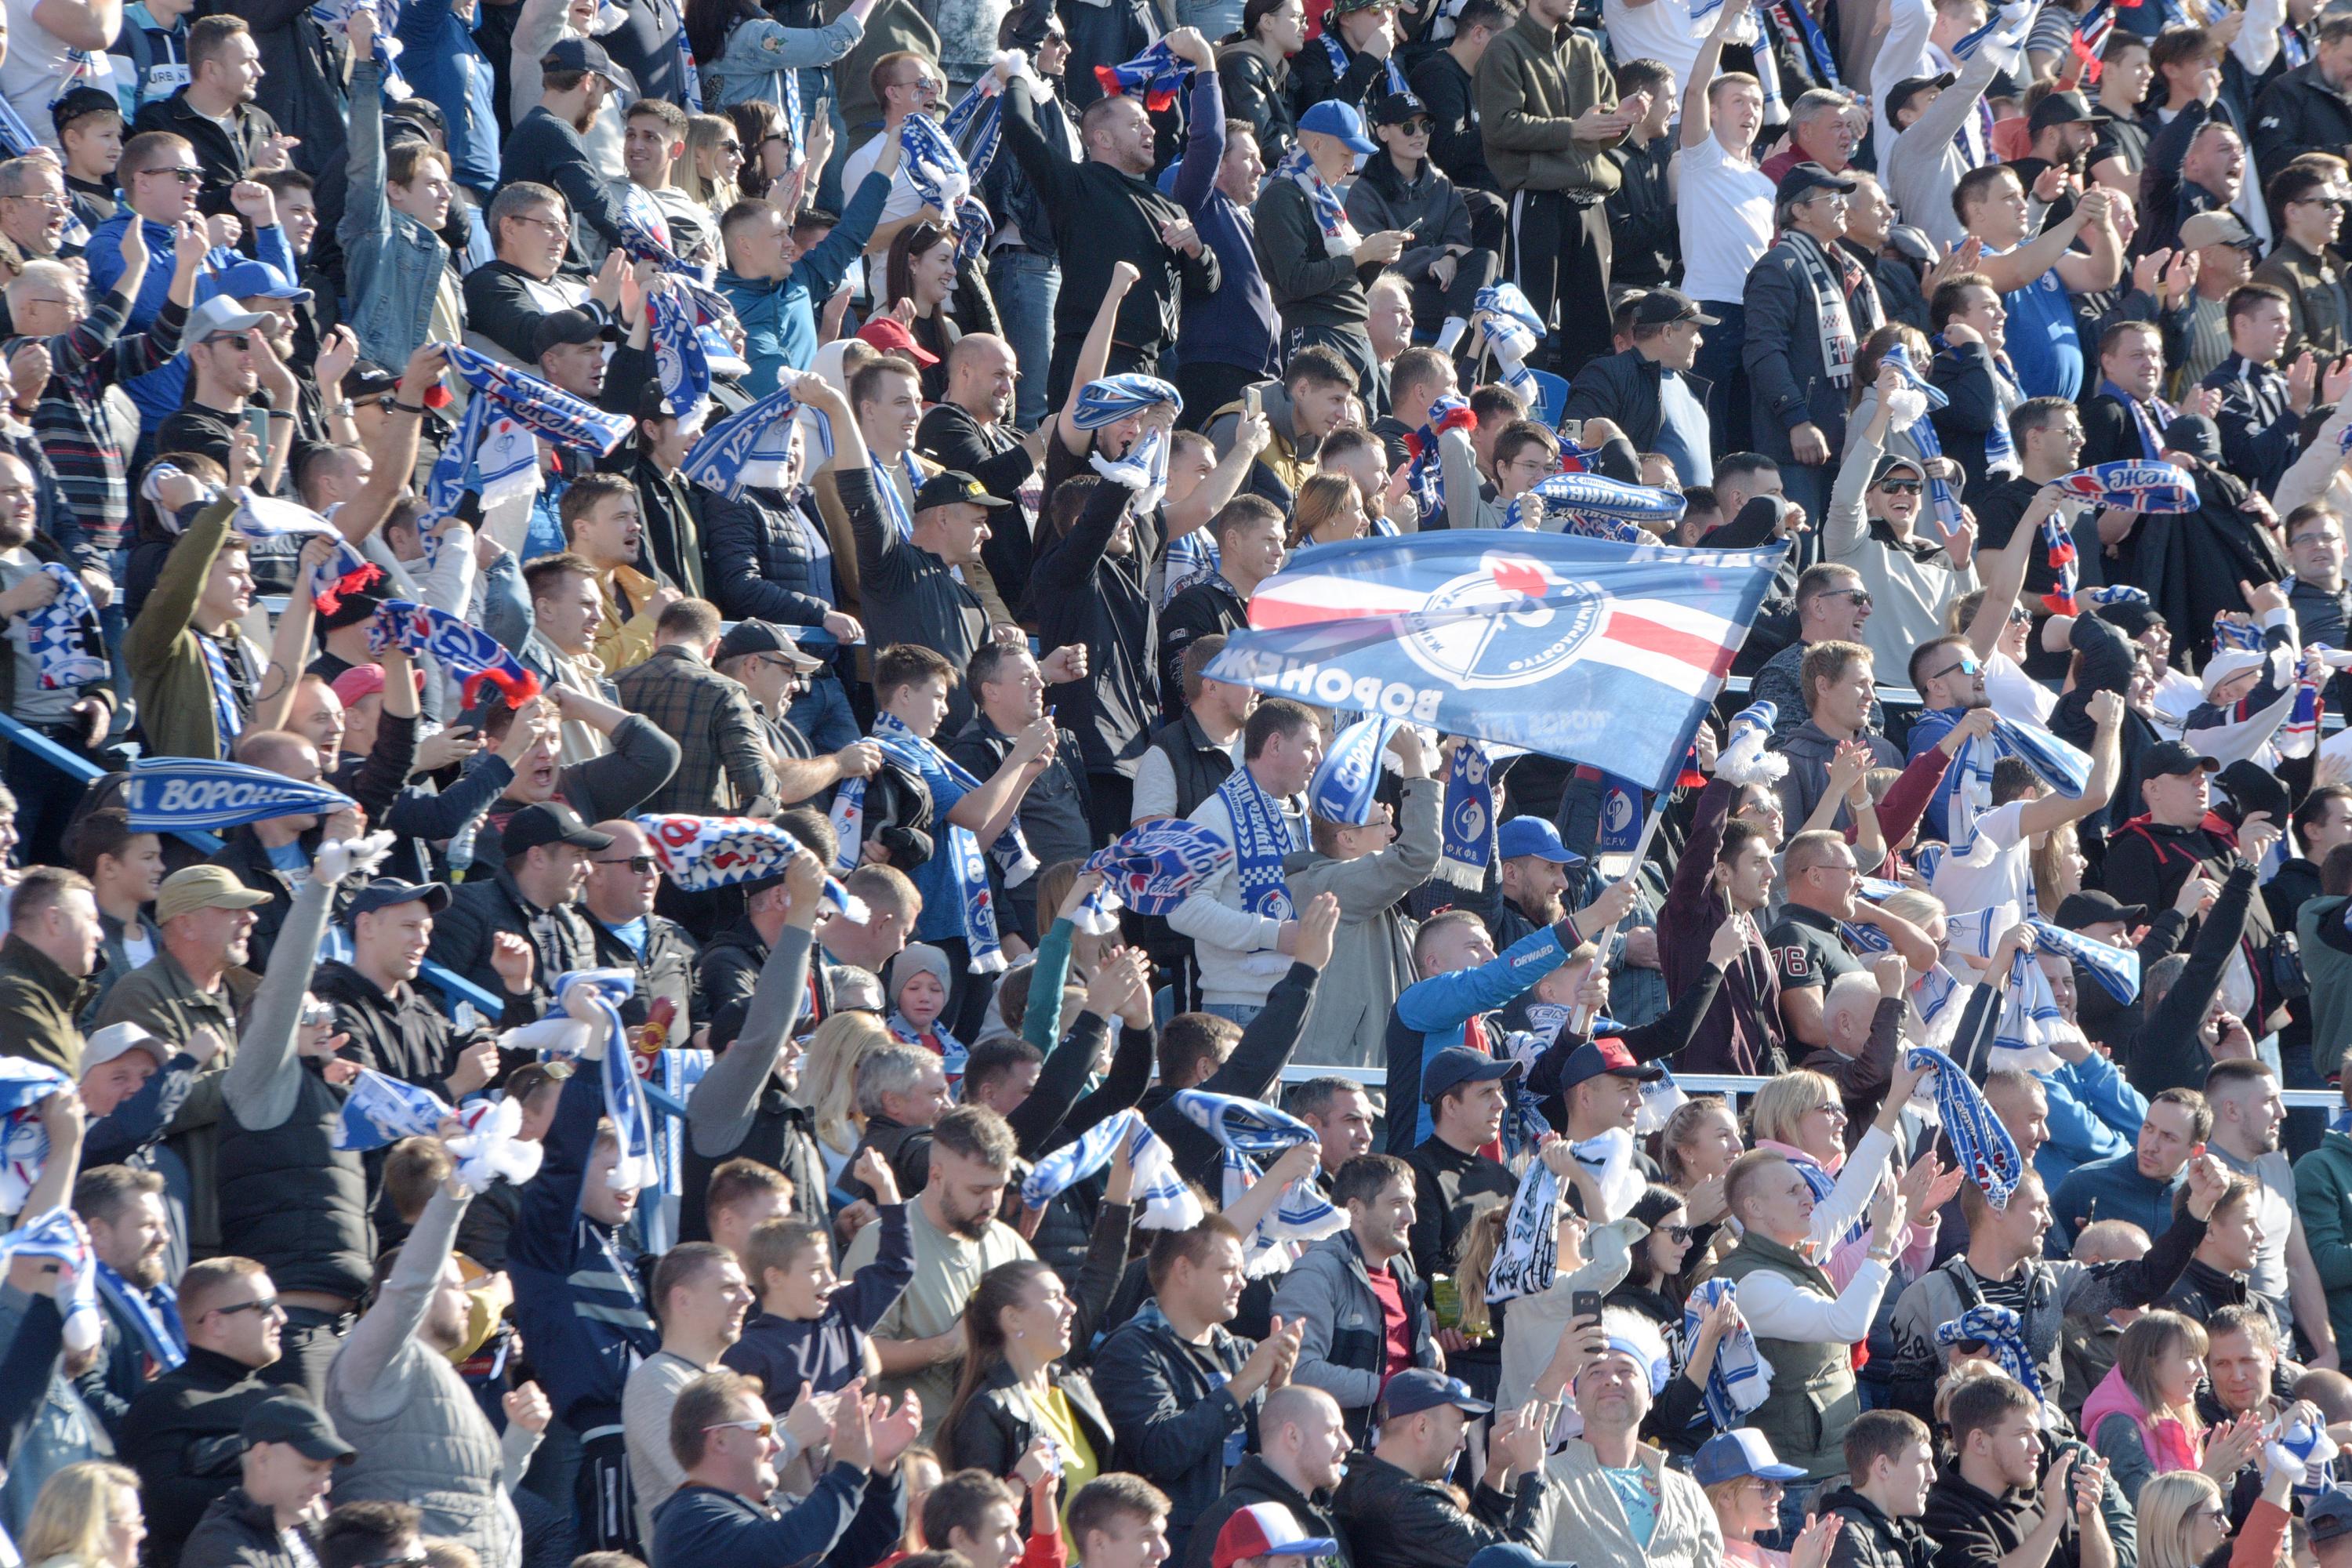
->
[329,398,356,419]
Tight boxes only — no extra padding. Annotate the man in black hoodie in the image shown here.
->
[1824,1411,1938,1568]
[1923,1376,2116,1568]
[1181,1385,1356,1568]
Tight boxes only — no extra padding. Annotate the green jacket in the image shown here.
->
[2299,894,2352,1080]
[1718,1231,1855,1479]
[123,498,239,760]
[1472,9,1624,197]
[0,933,91,1076]
[2294,1130,2352,1360]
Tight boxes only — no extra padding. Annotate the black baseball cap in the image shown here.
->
[342,360,403,401]
[2307,1490,2352,1544]
[504,803,615,856]
[1774,160,1860,205]
[2141,740,2220,779]
[50,86,119,135]
[1884,73,1955,121]
[242,1396,356,1463]
[913,470,1013,512]
[1370,91,1428,125]
[1379,1370,1494,1420]
[538,35,637,95]
[2027,89,2111,136]
[714,619,822,671]
[531,307,621,361]
[1421,1046,1521,1102]
[348,877,453,919]
[1628,287,1719,328]
[2053,889,2147,929]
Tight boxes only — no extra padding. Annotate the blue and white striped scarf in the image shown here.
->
[1170,1089,1346,1272]
[875,450,927,541]
[1436,739,1495,889]
[1512,471,1686,535]
[198,633,245,755]
[1213,764,1301,920]
[647,280,711,419]
[1995,944,2068,1064]
[1882,343,1964,538]
[1404,394,1475,527]
[18,564,105,690]
[2029,916,2140,1003]
[1316,33,1408,96]
[1683,1276,1770,1429]
[558,969,659,1192]
[0,1061,68,1217]
[1076,376,1180,528]
[0,1208,99,1352]
[426,344,633,532]
[335,1067,546,1190]
[1475,282,1544,408]
[232,494,383,613]
[370,599,542,710]
[636,813,868,919]
[1936,1303,2042,1401]
[1906,1044,2024,1209]
[1275,144,1359,257]
[333,1066,448,1149]
[940,70,1007,177]
[93,1261,184,1372]
[1021,1108,1200,1229]
[1075,819,1234,934]
[1077,374,1184,430]
[900,111,993,263]
[1483,1158,1559,1305]
[887,1012,969,1082]
[681,382,835,499]
[1308,716,1398,826]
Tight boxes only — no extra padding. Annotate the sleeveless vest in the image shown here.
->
[1719,1232,1857,1479]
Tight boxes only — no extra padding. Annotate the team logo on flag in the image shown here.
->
[1399,553,1602,690]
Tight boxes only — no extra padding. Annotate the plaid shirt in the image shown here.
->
[22,289,189,552]
[612,644,782,817]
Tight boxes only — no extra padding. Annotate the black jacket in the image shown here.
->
[2252,58,2352,175]
[241,0,351,262]
[1218,45,1298,165]
[129,90,281,216]
[1559,346,1709,452]
[219,1054,372,1301]
[695,917,770,1023]
[1181,1453,1354,1568]
[1093,1314,1263,1559]
[1822,1483,1937,1568]
[1290,32,1393,119]
[312,960,519,1100]
[459,260,600,365]
[1605,133,1676,289]
[916,402,1041,618]
[498,105,633,268]
[180,1486,320,1568]
[1159,576,1249,714]
[1031,476,1160,779]
[1410,48,1493,193]
[1331,1455,1545,1568]
[424,868,597,1018]
[944,1361,1117,1525]
[588,910,699,1031]
[1744,231,1882,461]
[121,1347,285,1566]
[699,482,838,629]
[2201,351,2302,497]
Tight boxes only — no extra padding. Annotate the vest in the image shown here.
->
[677,1084,832,1243]
[1152,712,1238,820]
[1718,1232,1856,1479]
[218,1063,372,1300]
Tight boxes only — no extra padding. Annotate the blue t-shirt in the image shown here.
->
[1654,369,1715,488]
[1602,1466,1659,1548]
[900,743,973,945]
[1998,255,2083,401]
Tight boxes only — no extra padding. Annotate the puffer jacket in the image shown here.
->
[1332,1455,1548,1568]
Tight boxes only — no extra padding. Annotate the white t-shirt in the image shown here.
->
[1929,799,2033,924]
[1602,0,1703,86]
[0,0,114,151]
[1674,135,1776,305]
[1984,648,2056,727]
[840,129,926,300]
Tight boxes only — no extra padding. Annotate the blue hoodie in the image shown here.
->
[719,170,890,394]
[394,0,500,195]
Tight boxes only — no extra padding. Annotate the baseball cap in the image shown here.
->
[154,866,272,924]
[855,315,940,366]
[2053,888,2147,929]
[1420,1046,1522,1103]
[1774,160,1860,205]
[1370,90,1428,125]
[1869,452,1927,485]
[2141,740,2220,779]
[241,1396,356,1464]
[185,295,271,344]
[215,258,313,304]
[1693,1428,1809,1487]
[1211,1504,1340,1568]
[2027,89,2111,136]
[49,86,119,135]
[1379,1369,1494,1421]
[342,360,403,402]
[913,470,1014,512]
[1298,99,1379,156]
[331,664,387,707]
[2179,210,2259,252]
[82,1022,170,1072]
[1627,287,1719,328]
[1884,73,1955,122]
[1497,816,1582,865]
[2307,1490,2352,1544]
[714,618,822,670]
[538,35,637,94]
[1557,1038,1667,1092]
[348,878,453,920]
[503,803,615,856]
[2199,644,2268,699]
[532,307,621,361]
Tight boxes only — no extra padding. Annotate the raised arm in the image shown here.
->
[1680,0,1747,148]
[687,868,822,1158]
[332,1180,468,1415]
[1053,262,1142,458]
[223,862,346,1131]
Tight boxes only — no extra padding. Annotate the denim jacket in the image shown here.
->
[340,58,449,369]
[704,11,865,109]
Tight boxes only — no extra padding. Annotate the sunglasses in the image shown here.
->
[209,333,251,350]
[143,166,201,183]
[1830,588,1872,607]
[704,1417,776,1439]
[1393,118,1432,133]
[1875,479,1922,495]
[595,855,659,873]
[1928,655,1982,683]
[1657,1225,1693,1243]
[716,140,742,154]
[2007,605,2033,625]
[216,1295,284,1319]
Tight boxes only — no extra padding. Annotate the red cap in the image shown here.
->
[856,316,942,367]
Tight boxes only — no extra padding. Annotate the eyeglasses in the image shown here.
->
[215,1295,285,1319]
[703,1417,776,1439]
[140,166,201,183]
[0,193,67,211]
[1929,655,1981,683]
[594,855,659,873]
[1875,479,1922,495]
[511,212,567,235]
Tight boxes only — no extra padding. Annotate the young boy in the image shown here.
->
[52,89,124,237]
[67,806,165,1021]
[1210,1502,1342,1568]
[720,1145,914,1417]
[885,943,966,1085]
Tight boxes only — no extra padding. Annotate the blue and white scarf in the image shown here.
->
[1512,471,1686,535]
[232,494,383,613]
[332,1066,446,1150]
[1020,1108,1200,1229]
[198,633,245,753]
[1718,699,1789,787]
[0,1061,67,1220]
[1096,38,1197,109]
[1308,716,1399,825]
[1212,764,1302,920]
[940,67,1007,178]
[1316,32,1408,96]
[332,1067,545,1189]
[900,111,993,264]
[887,1012,969,1082]
[831,711,1036,972]
[682,381,835,499]
[425,344,633,535]
[370,599,541,710]
[1169,1089,1346,1272]
[1882,343,1964,539]
[0,93,43,159]
[308,0,414,101]
[1436,739,1495,889]
[17,564,105,690]
[1074,819,1232,935]
[558,969,659,1192]
[637,813,867,918]
[1683,1276,1770,1429]
[1403,394,1475,527]
[1936,1303,2042,1401]
[1483,1158,1559,1305]
[1995,944,2069,1065]
[1274,144,1360,257]
[93,1261,184,1372]
[647,279,711,419]
[2056,459,2201,514]
[0,1208,98,1352]
[1076,376,1181,530]
[1475,282,1545,409]
[1905,1044,2024,1209]
[2096,379,2175,464]
[2029,916,2140,1003]
[122,757,355,833]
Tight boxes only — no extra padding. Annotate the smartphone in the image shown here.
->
[1245,383,1262,419]
[1572,1289,1603,1324]
[1559,418,1585,445]
[242,404,273,477]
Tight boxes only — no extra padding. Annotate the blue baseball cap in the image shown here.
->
[1420,1046,1521,1103]
[1497,815,1583,865]
[1693,1429,1809,1487]
[1297,99,1378,156]
[213,259,313,304]
[1379,1369,1494,1420]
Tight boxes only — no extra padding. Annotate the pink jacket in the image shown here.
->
[2079,1363,2202,1476]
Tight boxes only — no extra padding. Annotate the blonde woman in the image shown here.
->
[20,1462,143,1568]
[2082,1309,2264,1504]
[1748,1067,1947,1288]
[681,114,746,213]
[1697,1429,1843,1568]
[800,1011,891,1182]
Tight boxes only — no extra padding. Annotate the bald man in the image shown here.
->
[916,332,1046,609]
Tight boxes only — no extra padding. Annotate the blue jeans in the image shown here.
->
[787,671,860,755]
[1204,1002,1265,1027]
[989,248,1061,432]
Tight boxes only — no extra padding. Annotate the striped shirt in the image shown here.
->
[23,288,189,552]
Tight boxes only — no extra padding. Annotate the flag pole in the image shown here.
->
[1564,788,1671,1039]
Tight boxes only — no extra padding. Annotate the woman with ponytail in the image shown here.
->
[938,1259,1116,1529]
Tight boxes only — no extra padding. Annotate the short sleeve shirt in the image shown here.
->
[1929,800,2034,924]
[1764,904,1863,995]
[1673,136,1777,306]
